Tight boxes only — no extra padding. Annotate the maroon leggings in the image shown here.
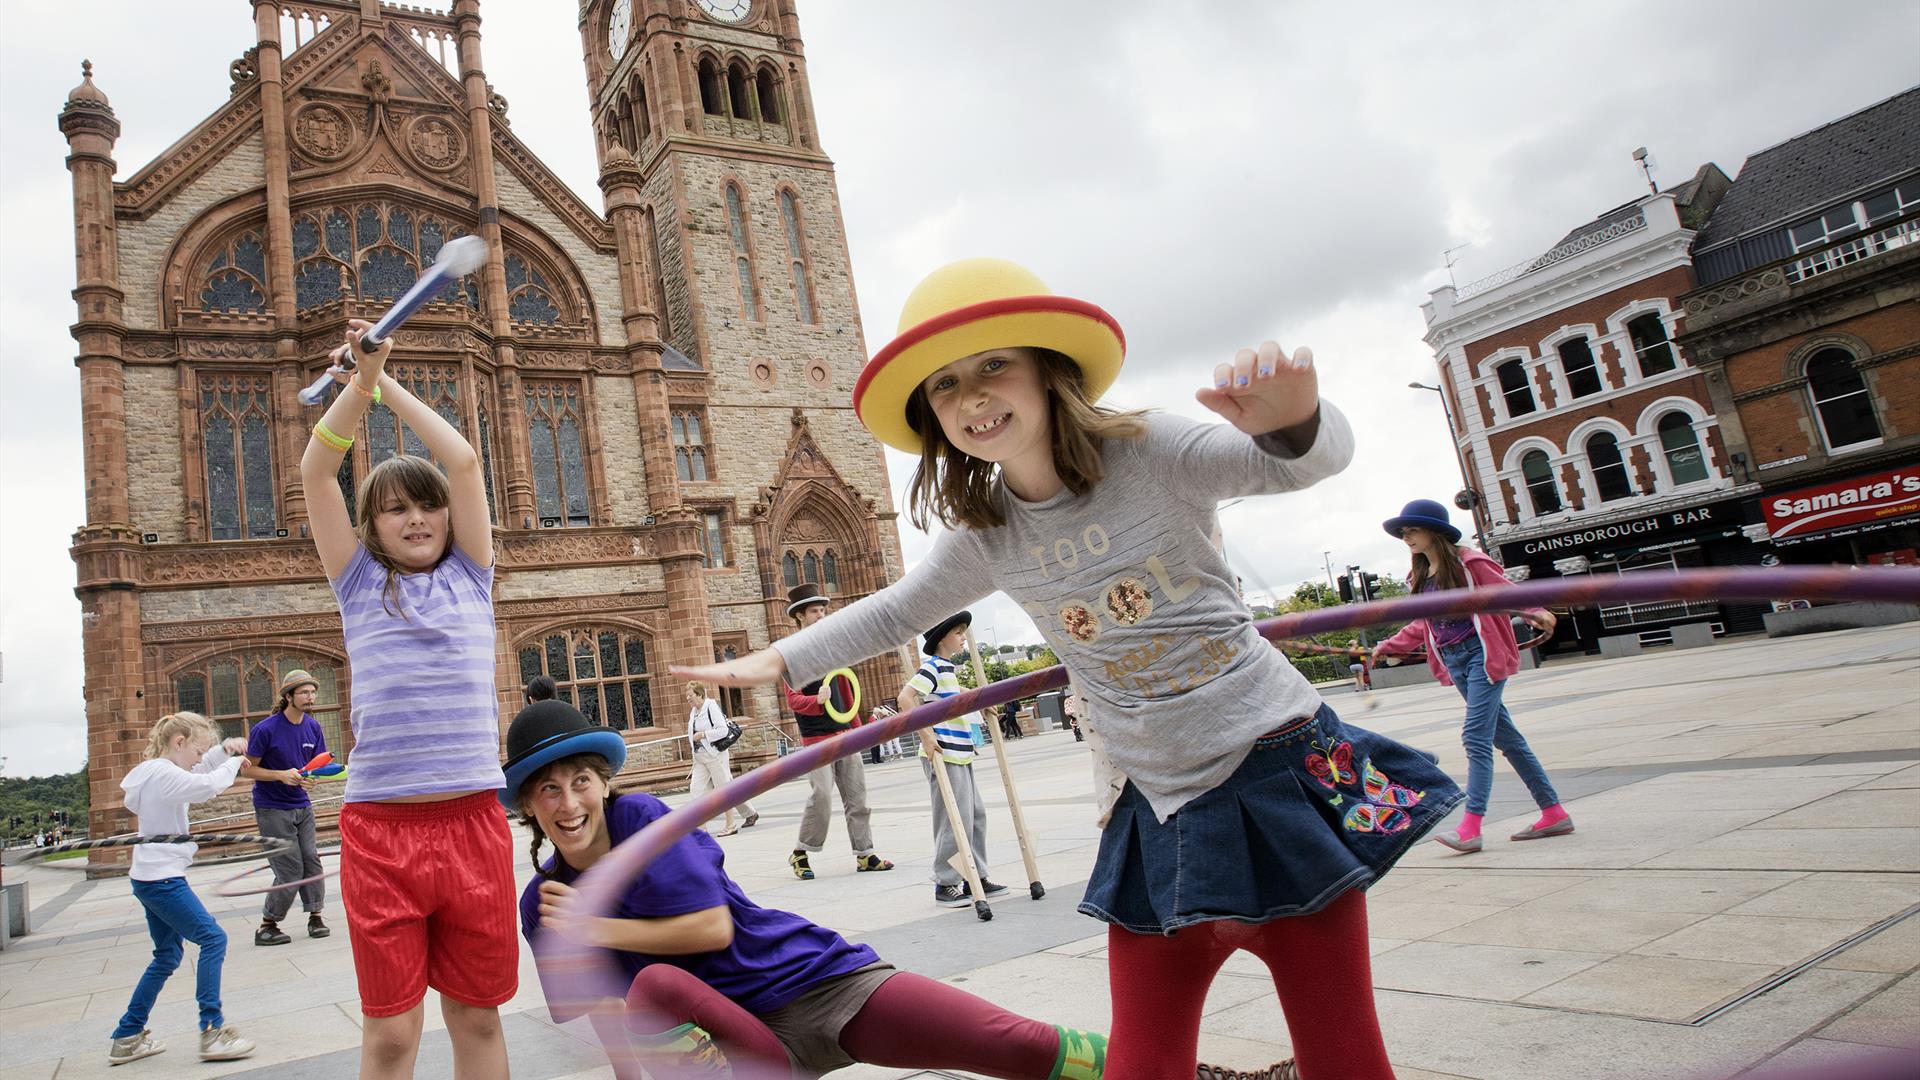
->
[622,963,1061,1078]
[1105,889,1393,1079]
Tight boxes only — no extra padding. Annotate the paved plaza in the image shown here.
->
[2,623,1916,1079]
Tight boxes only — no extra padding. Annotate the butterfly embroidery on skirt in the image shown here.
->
[1303,739,1357,790]
[1363,759,1424,808]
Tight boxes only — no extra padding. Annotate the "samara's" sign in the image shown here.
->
[1764,464,1920,542]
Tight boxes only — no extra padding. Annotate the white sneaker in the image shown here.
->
[108,1030,165,1065]
[199,1026,256,1062]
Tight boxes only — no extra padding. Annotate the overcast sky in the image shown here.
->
[2,2,1911,777]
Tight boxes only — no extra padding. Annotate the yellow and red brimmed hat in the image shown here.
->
[853,258,1126,454]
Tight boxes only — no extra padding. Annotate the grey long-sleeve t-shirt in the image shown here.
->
[775,403,1355,822]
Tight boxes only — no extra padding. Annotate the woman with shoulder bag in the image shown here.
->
[687,681,758,836]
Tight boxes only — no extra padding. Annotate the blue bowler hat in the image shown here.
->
[499,699,628,809]
[1382,499,1461,544]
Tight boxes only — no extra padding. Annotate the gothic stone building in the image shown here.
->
[62,0,908,840]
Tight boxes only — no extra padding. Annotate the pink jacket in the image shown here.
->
[1376,548,1539,686]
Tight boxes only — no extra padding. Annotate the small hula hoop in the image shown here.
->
[822,667,862,723]
[18,833,292,871]
[537,565,1920,1076]
[213,845,343,898]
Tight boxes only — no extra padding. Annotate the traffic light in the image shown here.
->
[1361,573,1382,601]
[1337,576,1354,603]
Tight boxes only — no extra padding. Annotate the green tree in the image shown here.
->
[0,768,89,841]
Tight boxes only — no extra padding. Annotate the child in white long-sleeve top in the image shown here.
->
[108,711,258,1066]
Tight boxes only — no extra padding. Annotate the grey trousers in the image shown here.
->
[921,758,990,888]
[796,752,875,857]
[255,805,324,921]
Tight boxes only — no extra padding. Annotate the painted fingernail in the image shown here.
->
[1237,375,1249,387]
[1216,374,1229,388]
[1259,366,1274,378]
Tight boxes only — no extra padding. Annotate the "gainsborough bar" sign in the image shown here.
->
[1509,500,1735,559]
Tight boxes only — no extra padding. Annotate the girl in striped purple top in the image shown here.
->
[299,319,516,1078]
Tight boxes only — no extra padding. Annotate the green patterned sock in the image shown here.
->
[1051,1025,1108,1080]
[633,1022,730,1072]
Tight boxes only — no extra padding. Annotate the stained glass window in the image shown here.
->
[199,231,269,313]
[200,372,277,539]
[725,185,758,319]
[783,551,798,587]
[672,408,710,481]
[701,510,727,568]
[521,628,655,730]
[526,381,591,526]
[779,190,814,323]
[290,203,480,314]
[504,253,563,325]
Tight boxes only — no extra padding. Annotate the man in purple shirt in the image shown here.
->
[241,670,330,946]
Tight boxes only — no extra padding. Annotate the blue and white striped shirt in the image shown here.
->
[907,656,979,765]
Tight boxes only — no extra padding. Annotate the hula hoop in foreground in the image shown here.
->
[536,565,1920,1073]
[20,833,292,871]
[214,845,343,898]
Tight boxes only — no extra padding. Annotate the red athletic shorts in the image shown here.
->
[339,792,518,1017]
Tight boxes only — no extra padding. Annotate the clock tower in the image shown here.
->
[580,0,910,710]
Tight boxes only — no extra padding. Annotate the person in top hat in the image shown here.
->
[1372,499,1572,853]
[502,699,1110,1078]
[675,257,1457,1078]
[240,669,330,945]
[897,611,1006,909]
[780,583,894,880]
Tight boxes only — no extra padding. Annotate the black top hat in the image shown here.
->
[923,610,973,655]
[786,583,830,618]
[498,699,628,809]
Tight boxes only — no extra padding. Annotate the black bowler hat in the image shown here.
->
[499,700,627,809]
[923,610,972,655]
[786,583,830,619]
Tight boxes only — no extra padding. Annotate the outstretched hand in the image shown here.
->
[1195,341,1319,437]
[670,647,786,688]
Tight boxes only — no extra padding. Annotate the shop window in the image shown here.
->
[517,628,653,730]
[1521,450,1561,515]
[1586,432,1634,502]
[1806,348,1881,451]
[1496,360,1535,417]
[1627,314,1676,377]
[1657,412,1709,487]
[1559,337,1602,398]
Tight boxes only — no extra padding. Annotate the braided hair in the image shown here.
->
[517,752,617,880]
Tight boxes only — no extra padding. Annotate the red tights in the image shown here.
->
[622,963,1062,1078]
[1106,889,1393,1080]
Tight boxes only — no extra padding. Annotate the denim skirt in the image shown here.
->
[1079,704,1462,935]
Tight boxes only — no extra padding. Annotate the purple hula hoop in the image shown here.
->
[538,565,1920,1054]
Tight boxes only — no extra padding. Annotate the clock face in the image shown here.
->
[607,0,632,61]
[694,0,752,24]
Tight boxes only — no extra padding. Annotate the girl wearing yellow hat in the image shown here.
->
[679,258,1460,1079]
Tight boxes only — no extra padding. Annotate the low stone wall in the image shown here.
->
[1763,602,1920,638]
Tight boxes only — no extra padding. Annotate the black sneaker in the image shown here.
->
[934,883,972,908]
[307,914,330,939]
[254,920,291,947]
[979,879,1011,898]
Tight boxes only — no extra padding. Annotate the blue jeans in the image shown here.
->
[1438,636,1560,816]
[114,877,227,1037]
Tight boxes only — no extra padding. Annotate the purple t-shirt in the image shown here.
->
[520,793,879,1019]
[331,543,505,803]
[246,712,327,810]
[1422,579,1478,649]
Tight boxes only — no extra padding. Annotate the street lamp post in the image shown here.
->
[1410,380,1491,553]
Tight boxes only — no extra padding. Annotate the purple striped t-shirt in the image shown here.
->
[331,543,506,802]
